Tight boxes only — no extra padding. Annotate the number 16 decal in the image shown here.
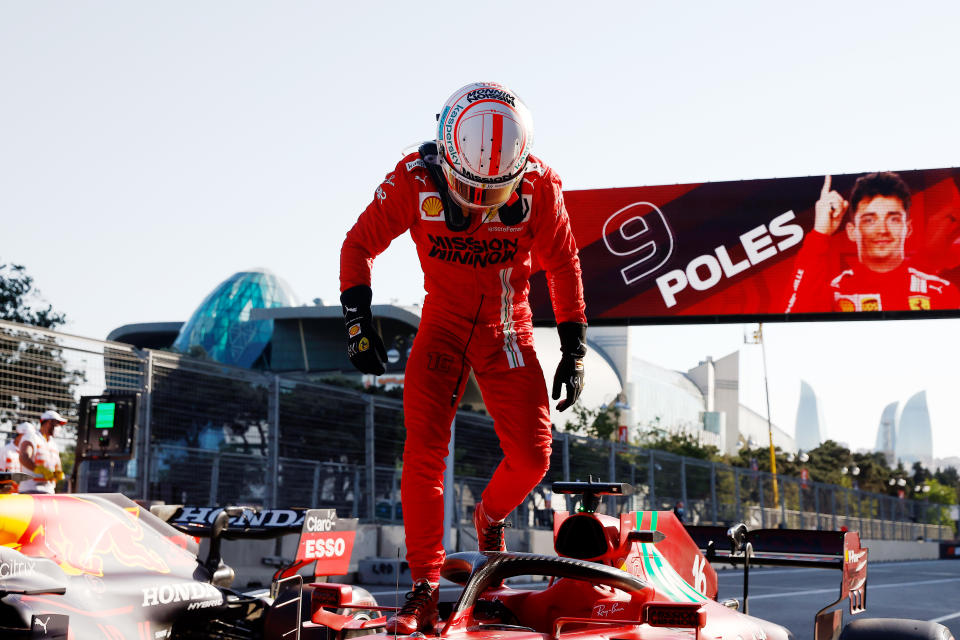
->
[602,202,675,285]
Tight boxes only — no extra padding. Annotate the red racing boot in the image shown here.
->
[474,501,511,552]
[385,580,439,634]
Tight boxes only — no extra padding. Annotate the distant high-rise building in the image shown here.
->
[794,380,823,452]
[896,391,933,468]
[874,402,898,466]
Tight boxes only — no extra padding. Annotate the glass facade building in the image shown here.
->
[172,269,298,368]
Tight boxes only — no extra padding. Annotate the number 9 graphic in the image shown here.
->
[602,202,675,285]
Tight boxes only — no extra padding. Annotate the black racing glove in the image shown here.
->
[552,322,587,412]
[340,285,387,376]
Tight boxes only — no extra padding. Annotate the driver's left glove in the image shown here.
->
[552,322,587,412]
[340,285,388,376]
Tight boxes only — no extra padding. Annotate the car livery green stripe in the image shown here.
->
[634,510,707,603]
[636,511,686,602]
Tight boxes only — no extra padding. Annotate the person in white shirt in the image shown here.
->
[1,422,31,473]
[19,410,66,494]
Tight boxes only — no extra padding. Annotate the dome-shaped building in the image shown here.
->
[172,269,298,368]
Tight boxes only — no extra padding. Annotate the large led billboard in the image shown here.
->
[531,167,960,324]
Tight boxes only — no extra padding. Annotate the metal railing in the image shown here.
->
[0,319,954,542]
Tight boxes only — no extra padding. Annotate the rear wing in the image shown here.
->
[684,525,866,640]
[154,505,310,539]
[151,505,358,580]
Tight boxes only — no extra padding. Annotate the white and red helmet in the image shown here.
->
[436,82,533,213]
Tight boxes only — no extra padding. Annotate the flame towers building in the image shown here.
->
[794,380,824,452]
[874,402,898,466]
[895,391,934,468]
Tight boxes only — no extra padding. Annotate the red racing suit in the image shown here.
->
[341,152,586,583]
[785,231,960,312]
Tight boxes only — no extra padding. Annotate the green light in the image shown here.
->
[95,403,116,429]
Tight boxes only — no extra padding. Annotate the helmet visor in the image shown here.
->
[442,163,521,211]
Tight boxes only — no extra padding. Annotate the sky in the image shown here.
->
[2,2,960,458]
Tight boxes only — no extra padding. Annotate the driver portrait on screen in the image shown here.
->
[784,171,960,313]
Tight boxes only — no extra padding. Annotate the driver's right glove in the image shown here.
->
[340,285,387,375]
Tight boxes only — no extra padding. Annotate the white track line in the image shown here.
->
[929,610,960,624]
[747,577,960,601]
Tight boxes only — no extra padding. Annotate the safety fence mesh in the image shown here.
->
[0,319,953,542]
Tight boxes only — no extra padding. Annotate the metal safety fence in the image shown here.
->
[0,319,954,542]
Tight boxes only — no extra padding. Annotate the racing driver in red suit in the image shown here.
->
[339,82,587,633]
[785,171,960,313]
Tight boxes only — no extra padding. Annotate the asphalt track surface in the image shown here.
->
[365,559,960,640]
[716,559,960,640]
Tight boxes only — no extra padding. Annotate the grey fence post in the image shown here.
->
[680,457,688,514]
[353,468,361,519]
[857,491,864,535]
[831,489,837,531]
[813,483,820,530]
[648,450,656,510]
[139,349,153,500]
[443,417,455,549]
[710,462,718,525]
[608,441,616,482]
[311,461,321,507]
[780,477,787,527]
[365,395,376,521]
[758,472,766,529]
[733,467,741,522]
[209,452,221,505]
[267,375,280,509]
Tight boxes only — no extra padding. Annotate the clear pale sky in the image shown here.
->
[2,2,960,458]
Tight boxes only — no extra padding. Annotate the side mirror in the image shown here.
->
[726,523,748,554]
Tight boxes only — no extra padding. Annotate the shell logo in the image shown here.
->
[421,196,444,219]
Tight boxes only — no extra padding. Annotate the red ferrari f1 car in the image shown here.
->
[313,481,954,640]
[0,476,953,640]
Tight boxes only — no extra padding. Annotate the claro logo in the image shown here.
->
[305,515,336,532]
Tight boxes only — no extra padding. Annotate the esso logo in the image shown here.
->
[305,537,347,559]
[306,516,335,532]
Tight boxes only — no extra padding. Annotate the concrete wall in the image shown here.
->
[862,538,940,562]
[205,525,942,588]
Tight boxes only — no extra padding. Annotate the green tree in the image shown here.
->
[563,403,619,440]
[639,431,720,461]
[920,478,957,530]
[0,263,66,328]
[1,262,82,429]
[934,466,960,503]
